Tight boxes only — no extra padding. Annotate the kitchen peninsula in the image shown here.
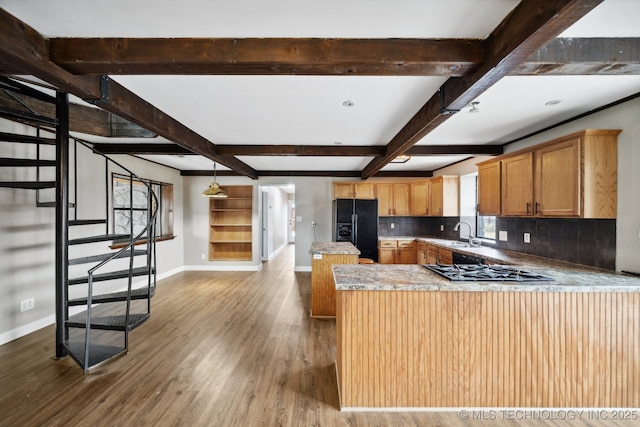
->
[309,241,360,317]
[333,245,640,410]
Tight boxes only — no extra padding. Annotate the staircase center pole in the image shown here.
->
[55,92,70,359]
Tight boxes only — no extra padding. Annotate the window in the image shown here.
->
[112,174,174,245]
[459,173,496,241]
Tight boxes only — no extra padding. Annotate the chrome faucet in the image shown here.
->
[454,221,481,247]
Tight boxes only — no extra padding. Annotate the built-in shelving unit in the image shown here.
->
[209,185,253,261]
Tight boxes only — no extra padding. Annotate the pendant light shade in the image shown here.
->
[202,162,228,198]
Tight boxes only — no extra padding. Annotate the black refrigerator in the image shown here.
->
[332,198,379,262]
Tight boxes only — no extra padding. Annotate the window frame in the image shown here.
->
[110,173,175,248]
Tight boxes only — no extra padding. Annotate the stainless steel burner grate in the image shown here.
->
[424,264,553,282]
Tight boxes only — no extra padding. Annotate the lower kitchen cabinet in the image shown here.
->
[378,239,416,264]
[378,240,397,264]
[397,240,416,264]
[416,241,427,264]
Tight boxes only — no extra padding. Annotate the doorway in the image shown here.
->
[259,184,295,262]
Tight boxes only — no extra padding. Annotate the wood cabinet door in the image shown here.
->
[354,183,375,199]
[477,160,501,216]
[438,248,453,264]
[426,244,439,264]
[398,247,417,264]
[410,181,429,216]
[376,183,393,216]
[501,152,534,216]
[416,242,427,264]
[535,138,581,217]
[392,183,411,216]
[378,247,396,264]
[334,183,354,199]
[429,178,443,216]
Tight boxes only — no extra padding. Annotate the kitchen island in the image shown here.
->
[309,241,360,317]
[333,260,640,410]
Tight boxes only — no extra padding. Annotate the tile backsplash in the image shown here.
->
[378,216,616,270]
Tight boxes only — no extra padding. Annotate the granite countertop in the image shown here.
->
[310,241,361,255]
[334,237,640,292]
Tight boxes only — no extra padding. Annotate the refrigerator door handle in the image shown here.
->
[352,214,358,245]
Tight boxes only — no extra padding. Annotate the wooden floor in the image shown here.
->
[1,244,637,426]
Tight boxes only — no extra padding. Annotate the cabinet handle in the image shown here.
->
[535,202,541,214]
[526,202,531,214]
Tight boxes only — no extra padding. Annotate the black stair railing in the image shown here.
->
[1,77,158,372]
[68,139,158,371]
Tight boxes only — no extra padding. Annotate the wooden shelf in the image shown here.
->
[208,185,253,261]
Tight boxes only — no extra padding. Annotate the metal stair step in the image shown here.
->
[64,340,126,371]
[0,131,56,145]
[68,266,155,285]
[68,219,108,226]
[0,181,56,189]
[69,234,131,245]
[67,313,150,331]
[68,286,154,306]
[68,249,147,265]
[36,201,75,208]
[0,158,56,167]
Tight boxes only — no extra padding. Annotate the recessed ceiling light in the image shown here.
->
[342,100,355,107]
[545,99,562,106]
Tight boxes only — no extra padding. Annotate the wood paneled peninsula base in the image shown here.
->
[333,263,640,410]
[309,241,359,317]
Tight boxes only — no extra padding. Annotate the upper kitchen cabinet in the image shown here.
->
[377,183,410,216]
[476,159,502,216]
[428,176,459,217]
[501,152,534,216]
[333,182,376,199]
[410,180,429,216]
[485,129,620,218]
[333,182,354,199]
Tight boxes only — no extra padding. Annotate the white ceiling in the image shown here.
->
[2,0,640,174]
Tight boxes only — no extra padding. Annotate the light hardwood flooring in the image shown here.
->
[0,244,637,426]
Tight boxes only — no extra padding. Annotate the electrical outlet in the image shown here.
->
[20,298,35,312]
[440,225,444,232]
[499,230,508,241]
[524,232,531,243]
[201,253,206,260]
[390,223,395,229]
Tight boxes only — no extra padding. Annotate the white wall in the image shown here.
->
[0,119,184,344]
[438,97,640,273]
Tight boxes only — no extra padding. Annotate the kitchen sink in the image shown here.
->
[443,241,472,247]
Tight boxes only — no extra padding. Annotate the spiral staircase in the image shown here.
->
[0,77,157,373]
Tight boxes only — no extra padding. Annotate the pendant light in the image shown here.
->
[202,162,228,198]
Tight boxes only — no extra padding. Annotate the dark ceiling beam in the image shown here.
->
[0,90,156,137]
[96,143,503,157]
[180,169,434,178]
[216,145,385,156]
[514,37,640,75]
[49,38,484,76]
[0,9,257,178]
[361,0,603,179]
[47,36,639,77]
[93,143,193,155]
[406,145,503,156]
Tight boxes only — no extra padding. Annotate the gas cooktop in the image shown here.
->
[424,264,554,282]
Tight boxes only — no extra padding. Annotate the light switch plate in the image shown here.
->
[524,232,531,243]
[499,230,508,241]
[390,223,395,229]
